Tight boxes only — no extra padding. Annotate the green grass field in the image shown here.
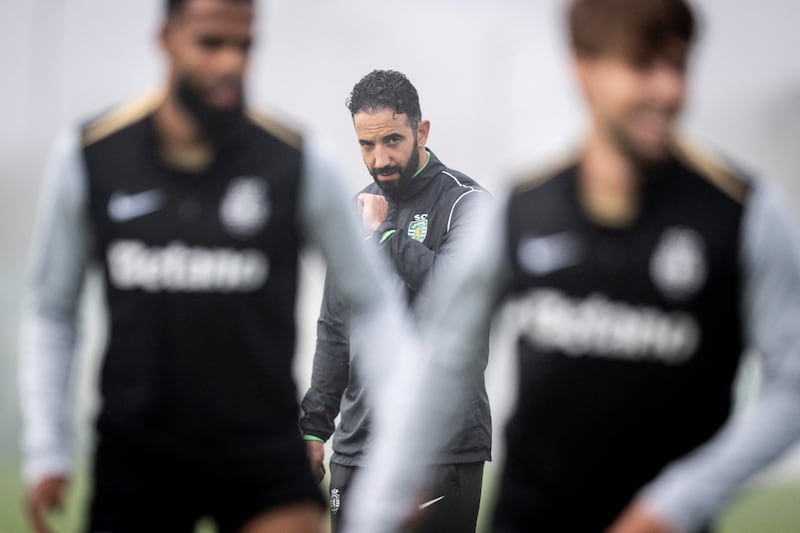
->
[2,462,799,533]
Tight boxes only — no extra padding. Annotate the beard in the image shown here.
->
[611,120,670,171]
[608,105,679,168]
[608,121,678,186]
[370,141,421,198]
[176,76,245,146]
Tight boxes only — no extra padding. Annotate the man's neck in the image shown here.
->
[154,90,213,171]
[579,127,640,228]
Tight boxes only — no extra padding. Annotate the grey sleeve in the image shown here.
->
[639,182,800,532]
[299,272,351,441]
[299,136,394,314]
[298,135,418,419]
[341,197,513,533]
[380,186,490,296]
[18,129,92,485]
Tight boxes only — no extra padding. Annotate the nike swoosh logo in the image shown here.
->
[517,231,582,276]
[418,495,446,510]
[108,190,165,223]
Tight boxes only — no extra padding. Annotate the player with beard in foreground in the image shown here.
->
[344,1,800,532]
[19,1,414,532]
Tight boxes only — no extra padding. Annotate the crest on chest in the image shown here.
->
[220,176,271,239]
[407,213,429,242]
[650,226,708,301]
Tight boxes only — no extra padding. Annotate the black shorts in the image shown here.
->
[329,461,484,533]
[87,431,324,533]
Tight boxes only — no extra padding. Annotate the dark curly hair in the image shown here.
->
[346,70,422,130]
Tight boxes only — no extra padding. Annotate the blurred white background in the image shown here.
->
[1,0,799,528]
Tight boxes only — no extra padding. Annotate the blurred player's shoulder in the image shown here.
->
[672,136,752,205]
[510,149,580,197]
[82,89,165,148]
[246,108,303,150]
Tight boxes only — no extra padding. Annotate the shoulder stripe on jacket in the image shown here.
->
[441,170,485,232]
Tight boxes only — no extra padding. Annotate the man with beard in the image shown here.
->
[19,1,416,532]
[299,70,491,533]
[343,2,800,533]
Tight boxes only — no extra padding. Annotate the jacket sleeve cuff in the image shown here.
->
[23,450,72,487]
[374,221,398,243]
[303,435,325,443]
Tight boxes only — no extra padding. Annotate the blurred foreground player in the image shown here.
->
[18,1,413,532]
[345,1,800,532]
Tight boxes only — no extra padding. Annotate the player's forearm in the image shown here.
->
[19,306,79,484]
[641,181,800,532]
[640,383,800,532]
[19,130,90,485]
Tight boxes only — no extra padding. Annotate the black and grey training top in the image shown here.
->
[19,92,409,484]
[501,150,749,530]
[299,150,492,467]
[344,143,800,533]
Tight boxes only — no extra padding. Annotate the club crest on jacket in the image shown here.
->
[408,213,429,242]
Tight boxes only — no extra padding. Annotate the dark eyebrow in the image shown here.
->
[197,34,225,48]
[196,34,252,51]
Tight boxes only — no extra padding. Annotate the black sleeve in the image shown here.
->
[299,272,351,441]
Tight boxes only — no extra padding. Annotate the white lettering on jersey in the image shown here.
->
[515,289,700,364]
[107,239,269,292]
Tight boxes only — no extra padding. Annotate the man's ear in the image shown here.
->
[416,119,431,148]
[573,51,593,98]
[160,18,176,57]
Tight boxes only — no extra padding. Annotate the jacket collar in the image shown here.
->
[388,148,445,202]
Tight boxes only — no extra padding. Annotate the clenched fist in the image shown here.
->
[357,193,389,234]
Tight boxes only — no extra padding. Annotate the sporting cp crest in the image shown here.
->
[330,488,341,515]
[219,176,270,239]
[407,213,429,242]
[650,226,707,301]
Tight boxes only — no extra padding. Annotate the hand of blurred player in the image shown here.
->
[25,474,68,533]
[357,193,388,234]
[305,440,326,483]
[605,501,674,533]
